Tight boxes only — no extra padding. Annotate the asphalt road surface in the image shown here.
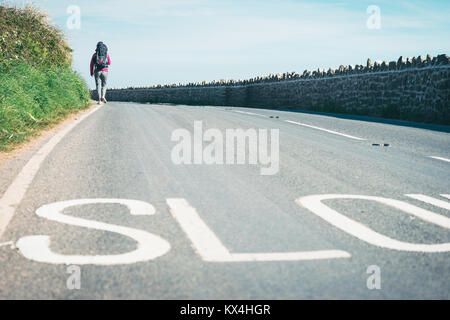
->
[0,102,449,299]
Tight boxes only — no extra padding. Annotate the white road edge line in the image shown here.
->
[0,105,102,239]
[233,110,267,117]
[167,198,351,262]
[429,156,450,163]
[285,120,367,141]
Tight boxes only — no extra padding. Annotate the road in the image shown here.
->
[0,102,449,299]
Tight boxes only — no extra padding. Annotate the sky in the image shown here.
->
[9,0,450,89]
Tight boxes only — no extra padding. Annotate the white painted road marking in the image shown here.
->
[405,194,450,211]
[233,110,267,117]
[429,156,450,163]
[296,194,450,253]
[167,198,351,262]
[285,120,366,141]
[0,241,14,248]
[10,193,450,265]
[0,105,102,239]
[16,199,171,265]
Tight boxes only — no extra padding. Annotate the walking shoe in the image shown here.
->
[102,97,107,103]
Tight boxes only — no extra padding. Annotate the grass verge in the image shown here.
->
[0,61,91,151]
[0,3,91,151]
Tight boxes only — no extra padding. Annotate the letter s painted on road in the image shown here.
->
[16,199,171,265]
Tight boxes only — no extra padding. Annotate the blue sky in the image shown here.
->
[10,0,450,88]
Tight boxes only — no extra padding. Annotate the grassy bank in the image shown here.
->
[0,4,90,151]
[0,62,90,150]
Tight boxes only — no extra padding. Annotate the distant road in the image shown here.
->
[0,102,449,299]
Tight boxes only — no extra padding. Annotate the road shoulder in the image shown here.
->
[0,103,98,197]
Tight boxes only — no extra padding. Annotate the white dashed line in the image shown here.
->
[0,105,102,239]
[429,156,450,163]
[285,120,366,141]
[233,110,267,117]
[233,109,366,141]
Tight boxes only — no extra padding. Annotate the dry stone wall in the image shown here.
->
[91,54,450,124]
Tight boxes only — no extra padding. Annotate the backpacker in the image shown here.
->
[95,42,108,70]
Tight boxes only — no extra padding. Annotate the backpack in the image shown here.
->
[95,42,108,70]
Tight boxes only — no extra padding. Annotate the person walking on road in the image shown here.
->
[90,42,111,104]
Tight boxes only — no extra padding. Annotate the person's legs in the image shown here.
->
[94,72,102,104]
[100,71,108,102]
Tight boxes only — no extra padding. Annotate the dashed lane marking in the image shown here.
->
[233,110,268,117]
[429,156,450,163]
[284,120,367,141]
[233,109,367,141]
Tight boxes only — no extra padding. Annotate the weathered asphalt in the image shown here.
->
[0,102,449,299]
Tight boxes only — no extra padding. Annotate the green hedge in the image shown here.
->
[0,4,90,151]
[0,5,72,67]
[0,62,90,150]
